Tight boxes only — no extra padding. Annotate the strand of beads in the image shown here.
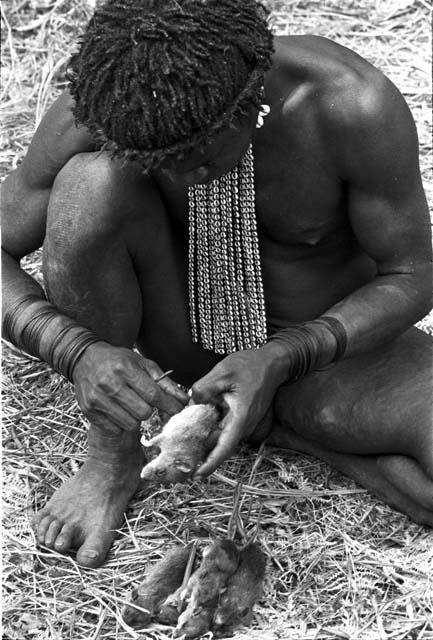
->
[188,144,267,354]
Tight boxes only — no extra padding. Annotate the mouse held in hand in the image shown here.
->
[140,403,221,485]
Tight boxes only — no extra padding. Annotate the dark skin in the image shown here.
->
[2,36,432,567]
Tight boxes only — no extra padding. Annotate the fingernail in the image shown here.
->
[81,550,99,558]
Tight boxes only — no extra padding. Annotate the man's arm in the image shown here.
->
[2,92,187,429]
[320,71,431,356]
[192,73,432,477]
[253,73,432,384]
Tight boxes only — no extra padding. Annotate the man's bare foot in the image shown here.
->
[32,438,143,568]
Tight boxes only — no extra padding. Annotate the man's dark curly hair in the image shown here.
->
[68,0,274,169]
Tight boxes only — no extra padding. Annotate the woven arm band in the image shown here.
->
[3,295,102,382]
[266,316,348,383]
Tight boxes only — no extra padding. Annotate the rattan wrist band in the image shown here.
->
[22,308,59,355]
[267,324,322,382]
[2,294,43,344]
[47,323,101,381]
[311,316,348,362]
[267,316,348,383]
[3,296,102,382]
[57,330,102,382]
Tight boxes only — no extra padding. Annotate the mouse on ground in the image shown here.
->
[157,540,198,625]
[140,404,221,485]
[174,539,240,638]
[174,605,214,639]
[157,583,186,625]
[122,545,191,628]
[213,542,267,634]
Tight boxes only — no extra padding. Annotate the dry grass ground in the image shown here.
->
[1,1,432,639]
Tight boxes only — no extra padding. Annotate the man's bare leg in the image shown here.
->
[266,429,433,526]
[267,327,433,526]
[31,153,144,566]
[32,152,219,566]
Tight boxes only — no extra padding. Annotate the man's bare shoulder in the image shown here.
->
[20,90,97,188]
[273,35,417,173]
[275,35,407,119]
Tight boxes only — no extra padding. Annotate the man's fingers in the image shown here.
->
[144,359,188,403]
[144,378,184,415]
[128,369,184,415]
[194,437,236,477]
[87,410,126,434]
[191,374,230,405]
[131,358,188,413]
[156,376,189,405]
[115,386,156,421]
[88,391,150,431]
[103,393,148,429]
[195,417,244,477]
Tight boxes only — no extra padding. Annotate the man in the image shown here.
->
[2,0,432,569]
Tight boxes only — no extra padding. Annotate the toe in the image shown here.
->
[76,530,116,568]
[36,515,53,545]
[31,508,48,530]
[54,523,75,552]
[45,520,63,548]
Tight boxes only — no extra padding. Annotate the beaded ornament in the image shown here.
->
[188,144,267,354]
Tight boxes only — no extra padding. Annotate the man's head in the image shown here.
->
[68,0,274,176]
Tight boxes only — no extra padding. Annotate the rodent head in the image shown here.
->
[175,606,212,638]
[203,539,240,573]
[122,587,153,628]
[140,454,194,485]
[213,594,251,629]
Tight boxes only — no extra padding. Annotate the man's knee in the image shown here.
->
[314,405,341,433]
[47,151,125,239]
[303,404,351,449]
[47,151,166,249]
[274,387,344,445]
[43,152,129,307]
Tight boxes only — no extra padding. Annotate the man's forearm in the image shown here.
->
[324,269,431,358]
[2,249,102,379]
[2,249,47,316]
[260,269,431,385]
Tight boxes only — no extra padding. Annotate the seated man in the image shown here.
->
[2,0,432,568]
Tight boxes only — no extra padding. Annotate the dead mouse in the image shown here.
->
[174,605,213,639]
[157,540,197,625]
[140,404,221,485]
[175,539,240,638]
[157,583,186,625]
[213,542,267,633]
[122,545,190,628]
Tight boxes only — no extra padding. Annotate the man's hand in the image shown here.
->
[72,342,188,433]
[191,345,287,477]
